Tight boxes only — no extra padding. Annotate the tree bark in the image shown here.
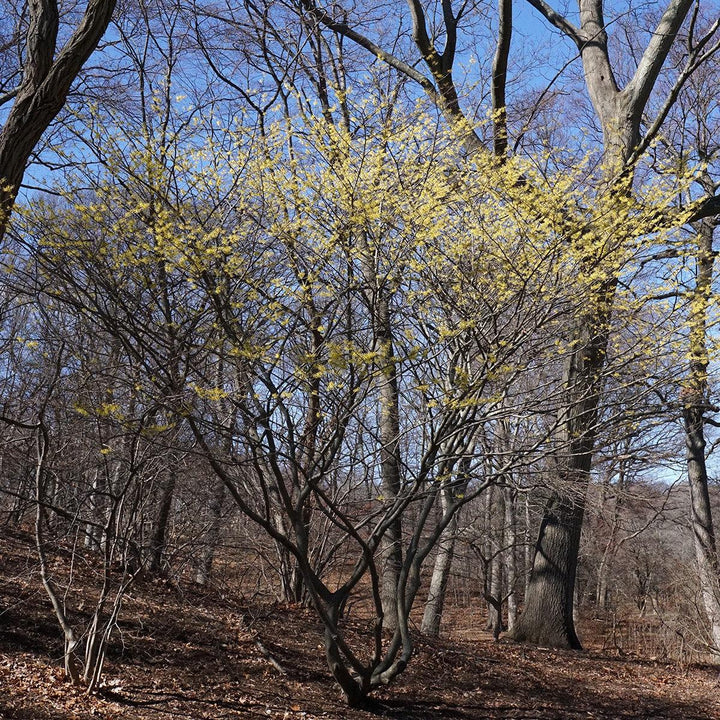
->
[684,214,720,651]
[485,484,505,635]
[504,485,518,634]
[513,490,585,648]
[376,298,403,630]
[0,0,116,239]
[513,286,611,649]
[194,478,226,586]
[513,0,694,649]
[421,484,458,636]
[355,230,402,630]
[149,467,177,576]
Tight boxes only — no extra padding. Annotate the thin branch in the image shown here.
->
[0,87,19,107]
[299,0,440,103]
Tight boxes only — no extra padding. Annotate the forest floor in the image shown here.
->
[2,530,720,720]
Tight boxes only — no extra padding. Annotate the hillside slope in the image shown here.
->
[2,530,719,720]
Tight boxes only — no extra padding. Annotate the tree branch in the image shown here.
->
[492,0,512,157]
[298,0,440,103]
[524,0,581,45]
[624,0,695,112]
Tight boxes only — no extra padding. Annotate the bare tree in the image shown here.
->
[289,0,720,648]
[0,0,117,239]
[506,0,719,649]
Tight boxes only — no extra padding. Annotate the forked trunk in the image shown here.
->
[512,0,694,650]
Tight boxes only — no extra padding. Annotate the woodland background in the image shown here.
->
[3,0,720,715]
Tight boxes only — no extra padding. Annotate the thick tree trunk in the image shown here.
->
[684,215,720,651]
[511,0,694,651]
[0,0,116,240]
[513,287,611,649]
[513,490,585,649]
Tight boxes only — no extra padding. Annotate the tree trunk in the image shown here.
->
[84,469,102,551]
[524,491,532,599]
[0,0,116,240]
[421,485,458,636]
[684,215,720,651]
[485,484,505,635]
[504,485,518,635]
[513,291,610,649]
[194,478,226,586]
[513,490,585,649]
[510,0,694,651]
[357,230,402,630]
[149,468,177,575]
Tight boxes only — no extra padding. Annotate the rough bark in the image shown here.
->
[0,0,117,239]
[513,285,611,648]
[513,490,585,649]
[684,214,720,651]
[512,0,695,649]
[84,469,102,551]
